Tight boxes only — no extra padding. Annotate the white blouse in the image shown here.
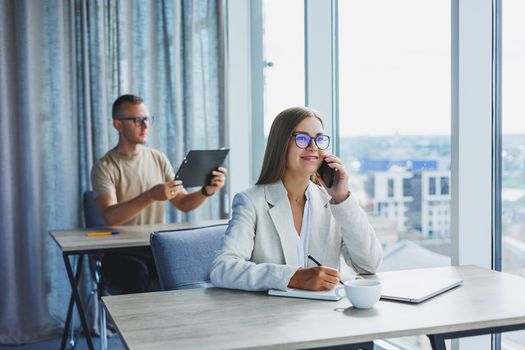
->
[294,184,312,267]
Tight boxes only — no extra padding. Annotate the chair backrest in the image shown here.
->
[83,191,105,227]
[83,190,108,286]
[150,224,227,291]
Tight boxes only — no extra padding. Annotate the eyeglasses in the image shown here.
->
[117,116,155,126]
[291,132,330,150]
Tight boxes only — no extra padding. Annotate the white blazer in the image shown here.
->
[210,180,383,291]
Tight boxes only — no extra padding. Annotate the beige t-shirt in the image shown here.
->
[91,147,175,225]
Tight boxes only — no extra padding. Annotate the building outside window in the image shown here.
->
[428,177,436,195]
[403,178,412,197]
[387,178,395,198]
[440,176,449,195]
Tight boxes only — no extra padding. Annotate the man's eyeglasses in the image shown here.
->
[291,132,330,150]
[117,116,155,126]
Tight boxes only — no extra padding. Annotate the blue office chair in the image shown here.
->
[150,224,227,290]
[83,190,108,350]
[83,191,105,227]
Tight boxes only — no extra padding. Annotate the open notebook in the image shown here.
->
[268,286,343,301]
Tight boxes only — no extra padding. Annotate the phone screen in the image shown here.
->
[317,160,335,188]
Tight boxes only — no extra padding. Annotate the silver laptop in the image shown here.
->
[378,268,464,303]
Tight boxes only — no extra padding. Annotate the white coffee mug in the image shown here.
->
[335,278,382,309]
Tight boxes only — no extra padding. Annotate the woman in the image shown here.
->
[210,107,382,291]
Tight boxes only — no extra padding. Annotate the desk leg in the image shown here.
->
[427,323,525,350]
[97,259,108,350]
[62,253,94,350]
[317,341,374,350]
[427,334,447,350]
[99,303,107,350]
[350,342,374,350]
[60,255,83,350]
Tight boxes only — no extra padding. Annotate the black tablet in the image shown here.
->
[174,149,230,188]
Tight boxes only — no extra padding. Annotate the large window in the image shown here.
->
[338,1,450,348]
[502,1,525,348]
[245,1,512,348]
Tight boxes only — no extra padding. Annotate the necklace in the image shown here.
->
[293,196,305,205]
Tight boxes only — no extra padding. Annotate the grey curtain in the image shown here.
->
[0,0,226,344]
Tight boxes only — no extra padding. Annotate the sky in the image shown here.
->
[263,0,525,137]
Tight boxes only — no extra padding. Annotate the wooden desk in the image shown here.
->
[49,220,228,350]
[102,266,525,350]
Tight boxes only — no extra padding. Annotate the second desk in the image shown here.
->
[49,219,228,350]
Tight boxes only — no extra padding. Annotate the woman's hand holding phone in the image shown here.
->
[317,154,350,204]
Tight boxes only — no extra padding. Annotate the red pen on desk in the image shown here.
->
[86,231,120,237]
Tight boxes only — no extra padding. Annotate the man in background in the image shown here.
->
[91,94,227,293]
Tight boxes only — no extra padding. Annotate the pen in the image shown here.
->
[86,231,120,237]
[307,255,345,286]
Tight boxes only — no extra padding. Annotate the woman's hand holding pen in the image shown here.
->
[317,154,350,204]
[288,266,341,291]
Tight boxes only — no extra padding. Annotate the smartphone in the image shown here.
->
[317,160,335,188]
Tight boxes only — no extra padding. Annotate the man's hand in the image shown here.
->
[288,266,341,291]
[149,180,184,201]
[203,167,228,196]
